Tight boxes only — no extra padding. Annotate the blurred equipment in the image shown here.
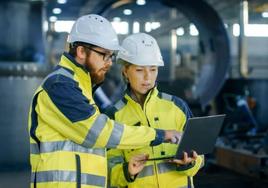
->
[0,1,47,169]
[215,79,268,179]
[159,0,230,107]
[0,1,46,63]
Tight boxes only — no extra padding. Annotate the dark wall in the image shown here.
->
[0,1,45,63]
[0,77,42,169]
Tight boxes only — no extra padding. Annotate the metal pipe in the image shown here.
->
[0,62,49,77]
[239,0,249,78]
[169,8,177,81]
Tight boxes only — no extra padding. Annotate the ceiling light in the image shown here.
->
[53,8,62,14]
[123,9,132,15]
[113,17,121,22]
[151,22,160,30]
[262,12,268,18]
[189,24,199,36]
[57,0,67,4]
[111,21,129,35]
[49,16,57,22]
[245,24,268,37]
[133,21,140,33]
[233,23,240,37]
[136,0,146,6]
[176,27,184,36]
[55,20,75,32]
[43,21,48,32]
[145,22,152,32]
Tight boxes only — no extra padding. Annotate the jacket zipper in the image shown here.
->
[132,92,160,187]
[75,154,81,188]
[144,107,160,188]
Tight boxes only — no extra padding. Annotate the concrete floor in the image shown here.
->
[0,165,267,188]
[195,165,268,188]
[0,170,30,188]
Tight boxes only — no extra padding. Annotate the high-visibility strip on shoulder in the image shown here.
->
[31,170,106,187]
[43,66,74,81]
[42,67,96,123]
[30,140,105,156]
[159,92,173,101]
[104,98,127,119]
[114,98,127,111]
[158,92,193,118]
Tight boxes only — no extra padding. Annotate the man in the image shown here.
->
[28,14,180,188]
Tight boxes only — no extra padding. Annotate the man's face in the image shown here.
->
[84,47,114,85]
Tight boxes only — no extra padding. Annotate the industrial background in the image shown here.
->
[0,0,268,187]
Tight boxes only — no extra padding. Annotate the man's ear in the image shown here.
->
[76,46,87,61]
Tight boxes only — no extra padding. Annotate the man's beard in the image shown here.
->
[85,55,105,85]
[90,71,105,85]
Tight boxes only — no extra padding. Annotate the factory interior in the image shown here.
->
[0,0,268,187]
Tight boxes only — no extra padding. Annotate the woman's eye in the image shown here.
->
[136,69,143,72]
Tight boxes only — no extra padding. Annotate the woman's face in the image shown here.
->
[123,64,158,95]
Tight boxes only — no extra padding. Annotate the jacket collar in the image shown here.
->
[60,52,89,74]
[59,52,103,93]
[124,85,159,106]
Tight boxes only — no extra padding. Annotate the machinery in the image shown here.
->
[214,79,268,179]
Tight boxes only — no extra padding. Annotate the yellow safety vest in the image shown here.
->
[107,88,204,188]
[28,53,164,188]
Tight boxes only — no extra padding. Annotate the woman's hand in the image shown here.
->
[128,154,149,176]
[168,151,198,165]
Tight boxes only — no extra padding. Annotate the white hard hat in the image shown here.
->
[117,33,164,66]
[67,14,120,51]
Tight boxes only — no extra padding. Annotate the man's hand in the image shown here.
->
[168,151,198,165]
[128,154,149,176]
[164,130,182,144]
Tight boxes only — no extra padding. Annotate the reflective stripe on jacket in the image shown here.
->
[28,52,162,188]
[107,88,204,188]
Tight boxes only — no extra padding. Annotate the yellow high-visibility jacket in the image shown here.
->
[28,53,166,188]
[106,88,204,188]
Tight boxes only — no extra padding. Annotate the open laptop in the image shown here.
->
[147,114,226,161]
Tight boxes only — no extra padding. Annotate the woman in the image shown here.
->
[106,33,204,188]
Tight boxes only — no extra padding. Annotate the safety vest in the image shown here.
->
[28,52,162,188]
[107,88,204,188]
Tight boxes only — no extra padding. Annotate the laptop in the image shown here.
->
[147,114,226,161]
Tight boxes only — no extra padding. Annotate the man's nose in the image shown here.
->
[105,59,113,68]
[107,59,113,66]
